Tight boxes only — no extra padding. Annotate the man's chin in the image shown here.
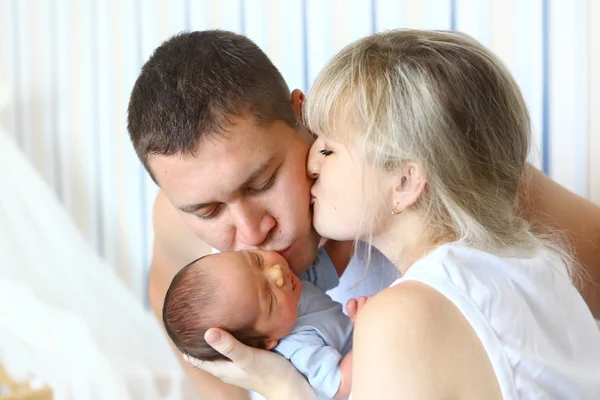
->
[287,235,320,275]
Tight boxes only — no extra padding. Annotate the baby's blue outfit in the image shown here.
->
[273,247,353,399]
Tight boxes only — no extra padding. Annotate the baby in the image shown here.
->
[162,246,353,399]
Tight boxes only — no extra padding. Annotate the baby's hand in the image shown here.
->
[346,296,370,324]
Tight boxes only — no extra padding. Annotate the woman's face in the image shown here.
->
[308,135,390,241]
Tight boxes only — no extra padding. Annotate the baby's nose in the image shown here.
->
[265,264,284,287]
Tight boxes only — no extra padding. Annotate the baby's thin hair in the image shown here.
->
[304,29,576,280]
[162,256,270,361]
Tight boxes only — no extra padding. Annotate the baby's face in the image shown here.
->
[207,250,303,345]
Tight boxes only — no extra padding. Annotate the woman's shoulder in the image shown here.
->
[355,280,476,365]
[353,281,503,399]
[357,280,459,333]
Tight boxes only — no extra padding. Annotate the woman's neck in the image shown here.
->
[371,214,452,274]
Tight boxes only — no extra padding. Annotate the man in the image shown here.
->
[127,30,600,399]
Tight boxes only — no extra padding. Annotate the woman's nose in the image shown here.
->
[307,139,323,179]
[307,161,320,179]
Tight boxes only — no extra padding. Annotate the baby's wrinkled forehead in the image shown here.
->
[191,251,262,324]
[196,251,254,279]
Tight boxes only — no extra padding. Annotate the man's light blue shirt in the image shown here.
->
[273,247,353,399]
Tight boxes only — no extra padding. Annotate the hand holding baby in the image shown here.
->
[184,328,315,399]
[164,248,353,399]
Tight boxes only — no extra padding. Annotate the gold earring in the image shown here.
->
[391,202,402,215]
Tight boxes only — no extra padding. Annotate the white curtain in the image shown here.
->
[0,124,197,399]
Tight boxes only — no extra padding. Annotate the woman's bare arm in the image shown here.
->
[522,166,600,318]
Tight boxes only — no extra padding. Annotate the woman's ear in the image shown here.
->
[392,162,427,211]
[264,339,279,350]
[291,89,305,120]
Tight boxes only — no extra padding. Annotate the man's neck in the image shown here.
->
[323,240,356,277]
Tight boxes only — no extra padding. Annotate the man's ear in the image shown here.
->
[264,339,279,350]
[291,89,305,120]
[392,162,427,211]
[292,89,318,140]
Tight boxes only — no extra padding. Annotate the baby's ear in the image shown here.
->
[263,339,279,350]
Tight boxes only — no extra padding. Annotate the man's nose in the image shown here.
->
[232,204,276,247]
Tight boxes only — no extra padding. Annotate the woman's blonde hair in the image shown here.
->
[304,29,575,277]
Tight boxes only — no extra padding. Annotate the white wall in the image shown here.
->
[1,0,598,303]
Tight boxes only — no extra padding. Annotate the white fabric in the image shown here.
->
[0,129,197,399]
[393,243,600,399]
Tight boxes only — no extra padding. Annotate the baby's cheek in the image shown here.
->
[284,300,299,325]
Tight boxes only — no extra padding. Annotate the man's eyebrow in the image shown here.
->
[177,155,277,214]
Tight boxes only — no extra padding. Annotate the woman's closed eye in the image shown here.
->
[319,149,333,156]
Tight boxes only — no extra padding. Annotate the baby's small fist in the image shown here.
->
[346,296,370,324]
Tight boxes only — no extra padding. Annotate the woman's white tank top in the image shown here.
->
[391,243,600,399]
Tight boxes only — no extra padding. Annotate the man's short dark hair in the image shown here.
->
[127,30,298,182]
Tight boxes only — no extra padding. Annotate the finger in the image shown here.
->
[185,355,212,371]
[184,352,241,380]
[183,353,205,369]
[346,298,357,317]
[205,328,255,369]
[197,359,240,381]
[357,296,368,310]
[346,299,359,324]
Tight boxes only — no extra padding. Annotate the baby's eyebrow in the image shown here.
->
[244,250,260,268]
[255,252,264,268]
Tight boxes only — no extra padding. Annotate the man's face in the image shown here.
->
[150,115,320,275]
